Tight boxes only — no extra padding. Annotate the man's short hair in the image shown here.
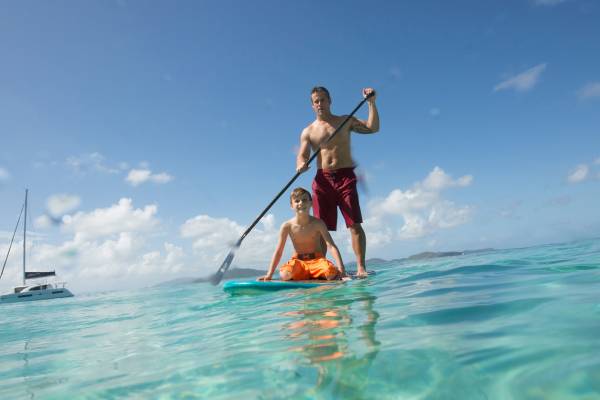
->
[311,86,331,102]
[290,187,312,203]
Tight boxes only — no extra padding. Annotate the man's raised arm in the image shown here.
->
[352,88,379,134]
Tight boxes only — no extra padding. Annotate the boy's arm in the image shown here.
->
[259,223,289,281]
[317,222,346,276]
[296,129,311,173]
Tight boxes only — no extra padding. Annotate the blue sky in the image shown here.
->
[1,0,599,292]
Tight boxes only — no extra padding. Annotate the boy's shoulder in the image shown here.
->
[280,219,293,229]
[307,215,319,222]
[284,216,324,230]
[308,215,326,228]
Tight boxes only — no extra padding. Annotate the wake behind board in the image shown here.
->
[223,271,375,295]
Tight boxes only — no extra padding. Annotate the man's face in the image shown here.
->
[311,92,331,116]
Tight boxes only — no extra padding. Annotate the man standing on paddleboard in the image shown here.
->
[296,87,379,278]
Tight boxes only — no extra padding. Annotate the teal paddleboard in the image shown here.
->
[223,280,340,294]
[223,271,375,294]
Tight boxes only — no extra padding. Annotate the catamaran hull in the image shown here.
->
[0,288,74,304]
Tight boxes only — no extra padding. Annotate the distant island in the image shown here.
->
[155,267,265,286]
[156,248,495,286]
[345,248,494,268]
[406,251,464,260]
[396,248,494,262]
[343,258,387,270]
[192,267,264,282]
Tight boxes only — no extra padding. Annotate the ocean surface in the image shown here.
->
[1,238,600,399]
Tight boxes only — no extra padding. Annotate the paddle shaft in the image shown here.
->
[211,93,374,284]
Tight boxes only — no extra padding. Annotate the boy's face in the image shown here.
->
[291,193,312,213]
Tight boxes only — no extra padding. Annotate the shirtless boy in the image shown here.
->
[258,187,346,281]
[296,87,379,278]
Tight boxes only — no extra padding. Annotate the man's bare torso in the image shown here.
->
[302,115,354,170]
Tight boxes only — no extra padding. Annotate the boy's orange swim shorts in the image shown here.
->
[280,252,339,280]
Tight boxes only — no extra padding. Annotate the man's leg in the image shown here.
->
[349,223,367,277]
[313,171,337,256]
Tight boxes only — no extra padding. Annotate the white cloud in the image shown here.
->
[379,188,438,215]
[152,173,173,184]
[180,213,278,268]
[62,198,158,240]
[126,169,174,186]
[0,197,189,293]
[594,158,600,165]
[47,194,81,217]
[66,152,123,175]
[396,201,472,239]
[322,217,395,256]
[369,167,473,240]
[577,82,600,100]
[2,201,279,293]
[423,166,472,190]
[362,218,394,249]
[65,153,165,190]
[429,200,472,228]
[25,233,185,291]
[34,215,53,229]
[0,167,10,182]
[0,198,188,290]
[181,215,242,249]
[494,63,547,93]
[567,164,589,183]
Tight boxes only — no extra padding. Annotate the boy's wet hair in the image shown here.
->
[290,187,312,204]
[311,86,331,102]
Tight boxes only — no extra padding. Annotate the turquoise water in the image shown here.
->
[2,239,600,399]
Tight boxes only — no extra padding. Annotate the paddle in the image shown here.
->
[209,92,375,285]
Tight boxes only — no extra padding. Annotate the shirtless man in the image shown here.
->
[296,87,379,278]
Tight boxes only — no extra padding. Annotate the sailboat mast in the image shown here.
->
[23,189,28,286]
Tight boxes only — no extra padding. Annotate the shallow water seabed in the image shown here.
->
[1,239,600,399]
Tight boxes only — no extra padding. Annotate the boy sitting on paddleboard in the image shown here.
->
[258,187,347,281]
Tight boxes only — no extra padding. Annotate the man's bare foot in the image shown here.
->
[355,269,368,279]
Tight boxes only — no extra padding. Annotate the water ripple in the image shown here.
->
[1,239,600,399]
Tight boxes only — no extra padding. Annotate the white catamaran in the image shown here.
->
[1,189,74,304]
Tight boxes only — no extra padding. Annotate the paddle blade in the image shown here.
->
[210,249,236,285]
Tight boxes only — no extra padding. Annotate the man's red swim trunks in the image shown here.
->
[312,167,363,231]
